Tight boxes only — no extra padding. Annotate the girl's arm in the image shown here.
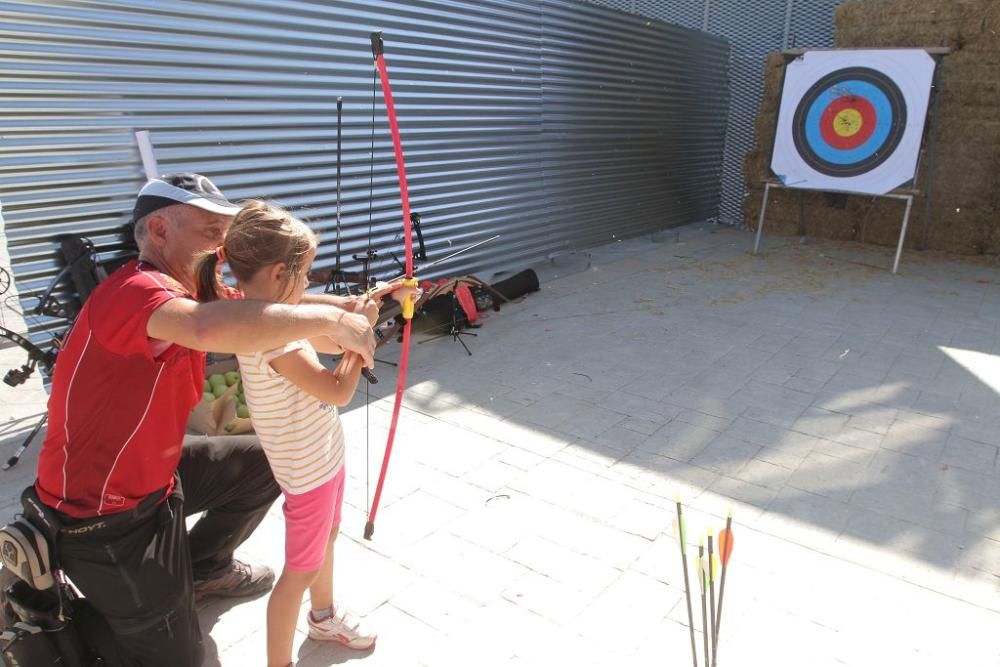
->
[308,336,345,355]
[269,347,363,407]
[308,293,381,355]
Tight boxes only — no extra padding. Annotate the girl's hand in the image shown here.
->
[370,279,422,306]
[391,282,422,306]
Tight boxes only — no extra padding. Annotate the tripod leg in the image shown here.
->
[3,412,48,470]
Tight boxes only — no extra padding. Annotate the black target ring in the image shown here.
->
[792,67,907,178]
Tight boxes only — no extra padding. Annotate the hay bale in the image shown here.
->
[923,207,1000,254]
[747,0,1000,254]
[938,78,1000,112]
[936,119,1000,145]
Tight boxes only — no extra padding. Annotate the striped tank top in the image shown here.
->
[236,340,344,494]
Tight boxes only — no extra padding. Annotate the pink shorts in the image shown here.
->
[281,467,345,572]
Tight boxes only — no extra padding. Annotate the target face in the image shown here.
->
[792,68,906,177]
[771,50,936,195]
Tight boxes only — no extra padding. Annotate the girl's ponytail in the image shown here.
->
[195,250,222,302]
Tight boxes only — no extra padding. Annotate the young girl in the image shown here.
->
[197,200,381,666]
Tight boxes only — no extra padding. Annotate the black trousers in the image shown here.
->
[47,435,280,667]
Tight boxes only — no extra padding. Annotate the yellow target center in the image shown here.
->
[833,108,864,137]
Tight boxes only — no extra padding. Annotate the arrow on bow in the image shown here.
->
[364,30,418,541]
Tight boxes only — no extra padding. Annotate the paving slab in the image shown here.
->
[3,222,1000,665]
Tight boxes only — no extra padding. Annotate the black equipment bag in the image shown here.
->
[1,578,95,667]
[488,269,539,301]
[0,488,123,667]
[471,269,540,312]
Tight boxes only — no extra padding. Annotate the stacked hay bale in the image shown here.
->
[744,0,1000,254]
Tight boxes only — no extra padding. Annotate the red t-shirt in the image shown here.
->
[36,260,204,517]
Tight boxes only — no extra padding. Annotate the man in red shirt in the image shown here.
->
[32,173,377,666]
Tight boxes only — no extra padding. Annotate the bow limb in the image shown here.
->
[364,31,418,541]
[0,326,57,372]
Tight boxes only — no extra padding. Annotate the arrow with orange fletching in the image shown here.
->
[712,509,735,667]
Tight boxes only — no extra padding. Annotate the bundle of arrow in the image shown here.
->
[674,499,735,667]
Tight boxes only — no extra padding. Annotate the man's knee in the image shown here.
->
[240,444,280,503]
[182,434,279,505]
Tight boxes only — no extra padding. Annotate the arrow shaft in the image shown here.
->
[708,534,717,665]
[712,515,734,667]
[699,545,709,667]
[676,503,699,667]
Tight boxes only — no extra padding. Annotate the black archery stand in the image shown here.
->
[2,233,135,469]
[416,276,504,356]
[416,269,541,354]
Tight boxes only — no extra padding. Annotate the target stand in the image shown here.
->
[756,48,942,274]
[752,180,916,274]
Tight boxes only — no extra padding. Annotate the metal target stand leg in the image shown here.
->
[753,180,914,275]
[753,182,773,256]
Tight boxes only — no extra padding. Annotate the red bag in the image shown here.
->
[454,285,479,323]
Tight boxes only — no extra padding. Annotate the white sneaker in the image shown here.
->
[307,606,377,650]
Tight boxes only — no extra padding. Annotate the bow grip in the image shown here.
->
[400,277,418,319]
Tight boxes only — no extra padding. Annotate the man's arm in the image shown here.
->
[147,298,376,366]
[300,292,356,309]
[301,280,418,308]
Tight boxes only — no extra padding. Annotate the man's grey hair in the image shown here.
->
[133,204,182,250]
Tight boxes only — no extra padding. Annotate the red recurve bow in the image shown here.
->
[364,31,418,540]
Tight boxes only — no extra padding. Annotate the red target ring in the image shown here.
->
[818,95,877,151]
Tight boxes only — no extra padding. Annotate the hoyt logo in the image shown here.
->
[65,521,106,535]
[1,540,17,567]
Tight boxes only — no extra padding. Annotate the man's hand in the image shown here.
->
[330,311,376,368]
[353,295,380,327]
[336,294,365,311]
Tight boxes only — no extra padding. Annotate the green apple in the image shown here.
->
[225,371,240,386]
[202,391,214,402]
[212,384,227,399]
[208,373,226,388]
[237,405,250,419]
[204,379,211,393]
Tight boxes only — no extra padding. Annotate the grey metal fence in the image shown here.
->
[591,0,848,225]
[0,0,729,350]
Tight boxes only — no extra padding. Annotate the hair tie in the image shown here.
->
[215,246,226,263]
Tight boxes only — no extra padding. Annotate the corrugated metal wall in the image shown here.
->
[591,0,849,225]
[0,0,728,350]
[541,2,729,253]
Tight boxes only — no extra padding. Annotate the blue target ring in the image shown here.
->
[792,67,906,177]
[804,81,892,165]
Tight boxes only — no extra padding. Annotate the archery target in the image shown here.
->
[771,50,936,195]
